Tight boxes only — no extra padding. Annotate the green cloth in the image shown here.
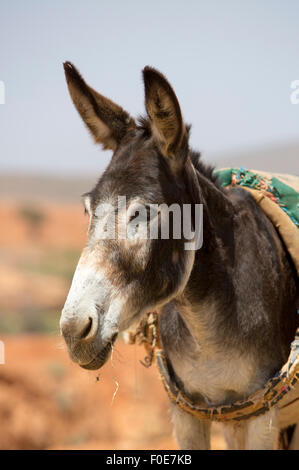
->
[214,168,299,227]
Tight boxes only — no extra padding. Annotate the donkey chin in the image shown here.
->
[78,333,118,371]
[62,327,119,371]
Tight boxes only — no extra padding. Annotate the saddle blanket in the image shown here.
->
[214,168,299,275]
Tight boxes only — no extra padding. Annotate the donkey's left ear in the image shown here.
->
[143,66,187,166]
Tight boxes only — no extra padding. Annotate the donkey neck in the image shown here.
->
[162,165,237,351]
[185,166,236,310]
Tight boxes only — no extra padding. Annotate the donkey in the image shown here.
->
[60,62,298,450]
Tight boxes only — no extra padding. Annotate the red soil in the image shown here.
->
[0,335,226,450]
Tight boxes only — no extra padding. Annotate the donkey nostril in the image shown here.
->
[80,317,93,339]
[60,312,98,341]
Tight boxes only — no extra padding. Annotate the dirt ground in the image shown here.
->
[0,335,227,450]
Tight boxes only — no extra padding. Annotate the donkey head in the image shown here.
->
[60,63,201,370]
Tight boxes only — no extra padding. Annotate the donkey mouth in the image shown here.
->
[80,333,118,370]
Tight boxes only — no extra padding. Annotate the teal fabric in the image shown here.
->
[214,168,299,227]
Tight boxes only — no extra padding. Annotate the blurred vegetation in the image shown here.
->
[0,310,61,334]
[0,247,81,334]
[18,205,46,240]
[18,248,81,281]
[1,199,84,334]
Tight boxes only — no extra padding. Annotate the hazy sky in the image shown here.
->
[0,1,298,176]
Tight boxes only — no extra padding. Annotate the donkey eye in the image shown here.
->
[129,214,136,223]
[128,205,151,224]
[128,211,141,223]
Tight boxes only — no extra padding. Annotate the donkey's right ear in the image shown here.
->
[63,62,136,151]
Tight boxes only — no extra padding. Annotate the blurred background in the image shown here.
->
[0,0,298,450]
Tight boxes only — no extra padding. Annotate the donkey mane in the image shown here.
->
[137,115,222,190]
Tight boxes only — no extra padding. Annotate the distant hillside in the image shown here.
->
[0,173,98,204]
[0,141,298,203]
[210,140,299,175]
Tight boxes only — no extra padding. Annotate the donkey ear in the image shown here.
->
[63,62,136,151]
[143,66,186,162]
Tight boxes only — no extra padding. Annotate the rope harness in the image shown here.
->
[128,312,299,422]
